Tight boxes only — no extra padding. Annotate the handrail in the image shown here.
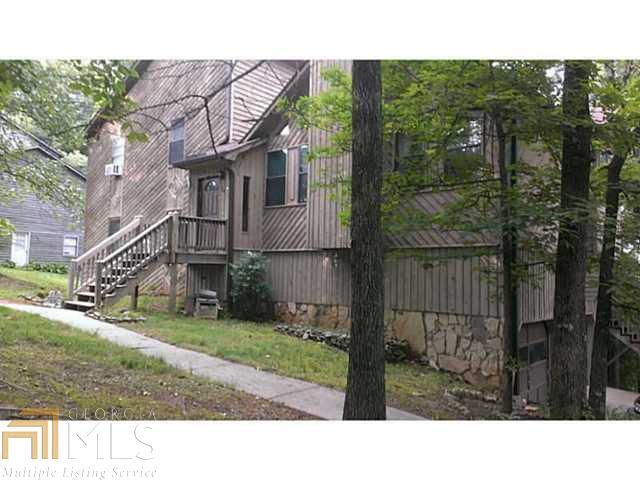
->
[94,214,172,308]
[74,216,142,264]
[101,214,172,264]
[67,215,143,298]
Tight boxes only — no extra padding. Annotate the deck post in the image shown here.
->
[130,285,139,311]
[94,260,103,310]
[224,167,235,310]
[67,260,77,299]
[167,209,181,314]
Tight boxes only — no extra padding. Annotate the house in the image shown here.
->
[73,60,600,401]
[0,124,85,266]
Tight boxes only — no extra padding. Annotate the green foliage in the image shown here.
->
[229,252,273,322]
[0,259,15,268]
[24,262,69,275]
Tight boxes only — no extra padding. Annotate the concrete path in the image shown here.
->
[0,302,423,420]
[607,387,639,413]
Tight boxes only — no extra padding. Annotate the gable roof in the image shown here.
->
[243,62,310,143]
[0,116,86,181]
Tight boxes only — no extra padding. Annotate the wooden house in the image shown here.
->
[0,125,85,266]
[73,60,600,400]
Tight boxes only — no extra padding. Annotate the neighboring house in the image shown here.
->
[75,60,600,401]
[0,127,85,266]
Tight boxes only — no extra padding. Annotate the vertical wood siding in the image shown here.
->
[264,247,501,316]
[307,60,352,249]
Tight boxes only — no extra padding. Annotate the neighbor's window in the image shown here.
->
[242,176,250,232]
[298,145,309,203]
[266,150,286,206]
[62,235,78,257]
[169,118,186,165]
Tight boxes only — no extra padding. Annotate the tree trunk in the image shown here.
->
[588,153,625,419]
[549,60,593,419]
[343,60,386,420]
[496,120,518,414]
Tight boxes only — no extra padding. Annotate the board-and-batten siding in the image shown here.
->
[265,248,502,317]
[307,60,352,250]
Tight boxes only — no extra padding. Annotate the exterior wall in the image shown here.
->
[307,60,352,249]
[231,61,298,142]
[0,152,85,265]
[274,301,503,388]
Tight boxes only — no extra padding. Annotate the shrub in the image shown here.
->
[1,260,16,269]
[24,262,69,274]
[229,252,273,321]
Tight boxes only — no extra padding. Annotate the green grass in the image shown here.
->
[0,266,68,301]
[0,306,312,420]
[119,296,490,419]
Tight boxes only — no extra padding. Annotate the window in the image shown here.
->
[169,118,185,165]
[197,177,221,218]
[63,235,78,257]
[111,135,125,167]
[266,150,286,206]
[298,145,309,203]
[108,218,121,237]
[242,176,250,232]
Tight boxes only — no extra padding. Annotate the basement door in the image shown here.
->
[10,232,30,267]
[518,322,549,404]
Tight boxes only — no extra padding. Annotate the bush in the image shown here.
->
[229,252,273,321]
[24,262,69,274]
[1,260,16,269]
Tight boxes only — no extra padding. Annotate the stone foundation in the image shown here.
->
[274,302,503,389]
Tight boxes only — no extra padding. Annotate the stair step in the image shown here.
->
[64,300,95,312]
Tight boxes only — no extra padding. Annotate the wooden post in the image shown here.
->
[130,285,139,311]
[168,264,178,314]
[167,210,180,314]
[224,167,235,310]
[94,261,103,310]
[67,260,77,299]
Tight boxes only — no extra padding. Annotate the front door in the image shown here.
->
[197,176,224,219]
[11,232,30,267]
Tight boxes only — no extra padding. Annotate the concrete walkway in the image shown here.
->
[0,302,423,420]
[607,387,639,413]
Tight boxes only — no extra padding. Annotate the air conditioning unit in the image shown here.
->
[104,163,122,176]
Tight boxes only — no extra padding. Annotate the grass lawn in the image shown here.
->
[0,306,312,420]
[0,266,68,302]
[116,296,498,419]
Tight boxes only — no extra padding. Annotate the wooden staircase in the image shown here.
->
[609,317,640,354]
[65,215,172,312]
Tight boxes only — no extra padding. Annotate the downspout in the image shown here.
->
[225,166,235,310]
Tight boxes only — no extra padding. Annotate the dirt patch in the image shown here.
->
[0,341,314,421]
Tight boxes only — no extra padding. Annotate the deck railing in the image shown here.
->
[67,216,144,298]
[95,214,172,308]
[177,216,226,252]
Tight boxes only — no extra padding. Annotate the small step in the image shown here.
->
[76,291,95,302]
[64,300,95,312]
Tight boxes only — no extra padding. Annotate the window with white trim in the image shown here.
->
[63,235,79,257]
[169,118,185,165]
[266,150,287,206]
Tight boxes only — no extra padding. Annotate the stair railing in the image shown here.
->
[94,214,172,309]
[68,215,144,298]
[177,216,226,252]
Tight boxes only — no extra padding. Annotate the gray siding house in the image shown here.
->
[74,60,599,402]
[0,129,85,266]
